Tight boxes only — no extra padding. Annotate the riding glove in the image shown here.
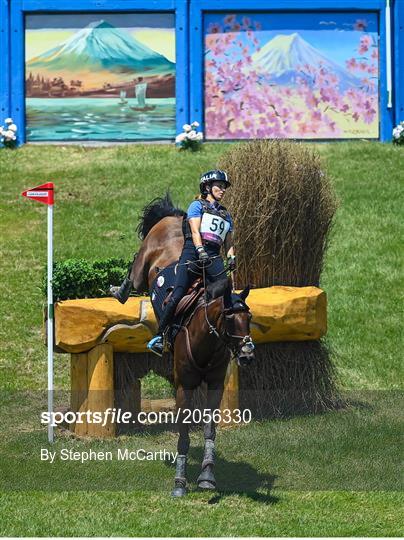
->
[227,255,236,272]
[196,246,209,263]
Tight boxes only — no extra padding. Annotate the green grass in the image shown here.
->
[1,490,402,537]
[0,389,402,536]
[0,142,403,536]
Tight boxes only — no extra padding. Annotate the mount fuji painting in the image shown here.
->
[204,12,379,140]
[25,13,176,141]
[251,33,362,91]
[27,20,175,78]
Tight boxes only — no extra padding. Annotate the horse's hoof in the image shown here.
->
[197,468,216,490]
[171,486,187,497]
[197,480,216,490]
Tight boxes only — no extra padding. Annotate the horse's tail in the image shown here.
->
[136,192,186,240]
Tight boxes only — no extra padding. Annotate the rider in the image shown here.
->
[147,169,236,356]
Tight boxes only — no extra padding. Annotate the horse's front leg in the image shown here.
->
[172,384,193,497]
[197,382,225,490]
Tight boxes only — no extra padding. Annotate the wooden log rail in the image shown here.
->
[54,286,327,437]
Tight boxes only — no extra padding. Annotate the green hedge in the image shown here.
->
[42,258,131,301]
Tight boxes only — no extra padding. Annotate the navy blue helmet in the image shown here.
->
[199,170,231,195]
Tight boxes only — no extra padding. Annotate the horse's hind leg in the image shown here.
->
[197,383,224,490]
[172,385,193,497]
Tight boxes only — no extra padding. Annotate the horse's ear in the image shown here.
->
[239,285,250,301]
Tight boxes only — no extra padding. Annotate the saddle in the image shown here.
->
[158,277,205,349]
[163,277,204,319]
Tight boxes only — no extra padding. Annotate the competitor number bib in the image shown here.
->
[200,212,230,245]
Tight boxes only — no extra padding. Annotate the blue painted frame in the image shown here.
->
[0,0,11,119]
[4,0,401,143]
[190,0,396,141]
[393,0,403,124]
[10,0,189,143]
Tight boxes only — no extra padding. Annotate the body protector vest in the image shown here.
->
[182,199,231,247]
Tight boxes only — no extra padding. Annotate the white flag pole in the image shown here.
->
[47,203,54,443]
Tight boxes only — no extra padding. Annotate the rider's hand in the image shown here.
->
[196,246,209,264]
[227,255,236,272]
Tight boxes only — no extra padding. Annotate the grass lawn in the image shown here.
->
[0,142,402,536]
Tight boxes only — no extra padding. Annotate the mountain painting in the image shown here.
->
[204,12,379,139]
[25,14,176,141]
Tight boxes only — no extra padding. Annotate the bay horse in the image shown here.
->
[118,194,255,496]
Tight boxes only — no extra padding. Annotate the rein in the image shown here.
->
[202,263,221,339]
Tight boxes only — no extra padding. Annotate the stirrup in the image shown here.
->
[147,335,164,357]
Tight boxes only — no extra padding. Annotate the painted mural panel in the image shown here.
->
[204,13,379,139]
[25,14,175,141]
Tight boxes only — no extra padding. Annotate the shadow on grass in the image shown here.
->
[163,445,279,505]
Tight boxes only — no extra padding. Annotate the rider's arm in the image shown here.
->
[224,231,235,258]
[188,217,203,249]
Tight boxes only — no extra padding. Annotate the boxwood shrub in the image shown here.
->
[42,258,131,301]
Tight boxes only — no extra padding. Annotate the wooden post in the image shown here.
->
[115,378,141,434]
[70,352,88,437]
[219,358,239,425]
[87,343,115,438]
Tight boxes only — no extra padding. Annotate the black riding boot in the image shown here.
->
[147,296,180,356]
[157,296,180,334]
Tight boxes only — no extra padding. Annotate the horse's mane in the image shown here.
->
[206,278,230,300]
[136,192,186,240]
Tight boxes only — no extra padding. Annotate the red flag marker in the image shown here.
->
[21,182,54,205]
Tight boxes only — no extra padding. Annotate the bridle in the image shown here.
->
[200,264,255,358]
[220,308,255,357]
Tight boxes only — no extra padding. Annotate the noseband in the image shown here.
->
[203,300,254,357]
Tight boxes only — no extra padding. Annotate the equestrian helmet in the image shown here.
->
[199,170,231,195]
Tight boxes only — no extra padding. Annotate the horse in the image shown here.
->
[121,194,255,496]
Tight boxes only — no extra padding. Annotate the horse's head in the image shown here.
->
[223,286,255,367]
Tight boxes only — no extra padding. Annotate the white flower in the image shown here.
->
[175,133,186,143]
[191,121,200,128]
[186,130,198,140]
[196,132,203,141]
[8,124,17,132]
[4,118,13,124]
[393,126,403,139]
[4,129,15,139]
[182,124,192,132]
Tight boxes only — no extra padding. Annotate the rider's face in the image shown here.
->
[210,182,227,199]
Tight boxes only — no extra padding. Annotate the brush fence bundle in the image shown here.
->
[220,140,339,415]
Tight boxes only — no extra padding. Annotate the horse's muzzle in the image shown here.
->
[237,352,255,367]
[236,337,255,367]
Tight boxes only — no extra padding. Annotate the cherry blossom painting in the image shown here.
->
[204,12,379,139]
